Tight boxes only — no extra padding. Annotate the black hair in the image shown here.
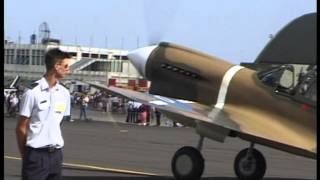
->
[44,48,71,71]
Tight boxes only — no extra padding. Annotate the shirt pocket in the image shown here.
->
[36,100,50,120]
[37,100,50,111]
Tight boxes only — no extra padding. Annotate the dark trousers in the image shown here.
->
[130,111,135,123]
[22,147,63,180]
[80,106,87,120]
[156,115,161,126]
[126,110,130,123]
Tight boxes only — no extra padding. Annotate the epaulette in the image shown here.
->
[27,82,39,89]
[60,82,69,90]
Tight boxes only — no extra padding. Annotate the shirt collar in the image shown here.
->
[39,77,60,91]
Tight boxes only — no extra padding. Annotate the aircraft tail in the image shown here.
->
[255,13,316,65]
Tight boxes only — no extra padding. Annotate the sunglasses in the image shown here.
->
[58,63,69,69]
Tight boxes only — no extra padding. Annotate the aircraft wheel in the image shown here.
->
[171,146,204,180]
[234,148,266,180]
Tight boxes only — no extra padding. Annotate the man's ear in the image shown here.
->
[54,63,60,71]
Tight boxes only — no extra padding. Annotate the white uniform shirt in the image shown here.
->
[19,77,71,148]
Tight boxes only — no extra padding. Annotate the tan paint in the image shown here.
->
[147,42,233,105]
[144,42,316,158]
[224,68,316,153]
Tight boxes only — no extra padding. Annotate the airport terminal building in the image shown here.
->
[4,40,143,88]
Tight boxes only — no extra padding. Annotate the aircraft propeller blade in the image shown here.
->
[142,0,180,46]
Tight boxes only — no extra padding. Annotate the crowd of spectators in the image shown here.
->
[4,87,166,126]
[70,90,163,126]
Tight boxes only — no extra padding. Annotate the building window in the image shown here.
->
[100,54,108,59]
[113,55,120,60]
[106,62,111,72]
[82,53,89,58]
[15,55,28,65]
[23,56,30,65]
[32,56,40,65]
[109,61,123,72]
[68,52,77,57]
[5,55,10,64]
[36,57,40,65]
[9,56,14,64]
[41,56,45,65]
[118,62,123,72]
[113,55,128,60]
[91,53,98,58]
[111,61,116,72]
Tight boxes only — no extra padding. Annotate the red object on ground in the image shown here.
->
[128,79,136,87]
[138,79,148,87]
[108,79,116,86]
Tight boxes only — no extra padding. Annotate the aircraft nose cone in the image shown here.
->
[128,45,157,77]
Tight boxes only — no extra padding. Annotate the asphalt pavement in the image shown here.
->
[4,107,317,180]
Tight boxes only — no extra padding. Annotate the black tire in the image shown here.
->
[171,146,204,180]
[234,148,266,180]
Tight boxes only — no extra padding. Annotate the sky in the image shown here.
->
[4,0,316,64]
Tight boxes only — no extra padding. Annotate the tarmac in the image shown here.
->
[4,104,317,180]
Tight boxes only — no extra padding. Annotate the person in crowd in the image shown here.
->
[79,94,89,121]
[126,101,134,123]
[102,95,108,112]
[9,92,19,117]
[69,92,75,122]
[107,95,112,112]
[6,91,14,113]
[133,106,139,123]
[138,104,146,125]
[155,108,162,126]
[70,92,75,108]
[145,105,151,126]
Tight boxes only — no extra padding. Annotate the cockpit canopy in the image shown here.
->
[258,64,316,106]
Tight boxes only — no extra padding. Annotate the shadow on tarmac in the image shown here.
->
[62,167,313,180]
[62,176,314,180]
[8,175,314,180]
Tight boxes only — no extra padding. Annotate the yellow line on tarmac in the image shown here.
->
[5,155,21,160]
[4,155,158,176]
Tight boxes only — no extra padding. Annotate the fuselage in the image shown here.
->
[128,42,316,159]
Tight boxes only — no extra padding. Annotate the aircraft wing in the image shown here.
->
[86,81,316,159]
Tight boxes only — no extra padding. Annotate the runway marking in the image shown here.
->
[5,155,157,176]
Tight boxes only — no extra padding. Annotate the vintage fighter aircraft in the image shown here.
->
[86,13,316,180]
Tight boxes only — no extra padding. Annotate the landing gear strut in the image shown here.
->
[234,143,266,180]
[171,136,205,180]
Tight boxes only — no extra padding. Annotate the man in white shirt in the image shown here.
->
[16,48,71,180]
